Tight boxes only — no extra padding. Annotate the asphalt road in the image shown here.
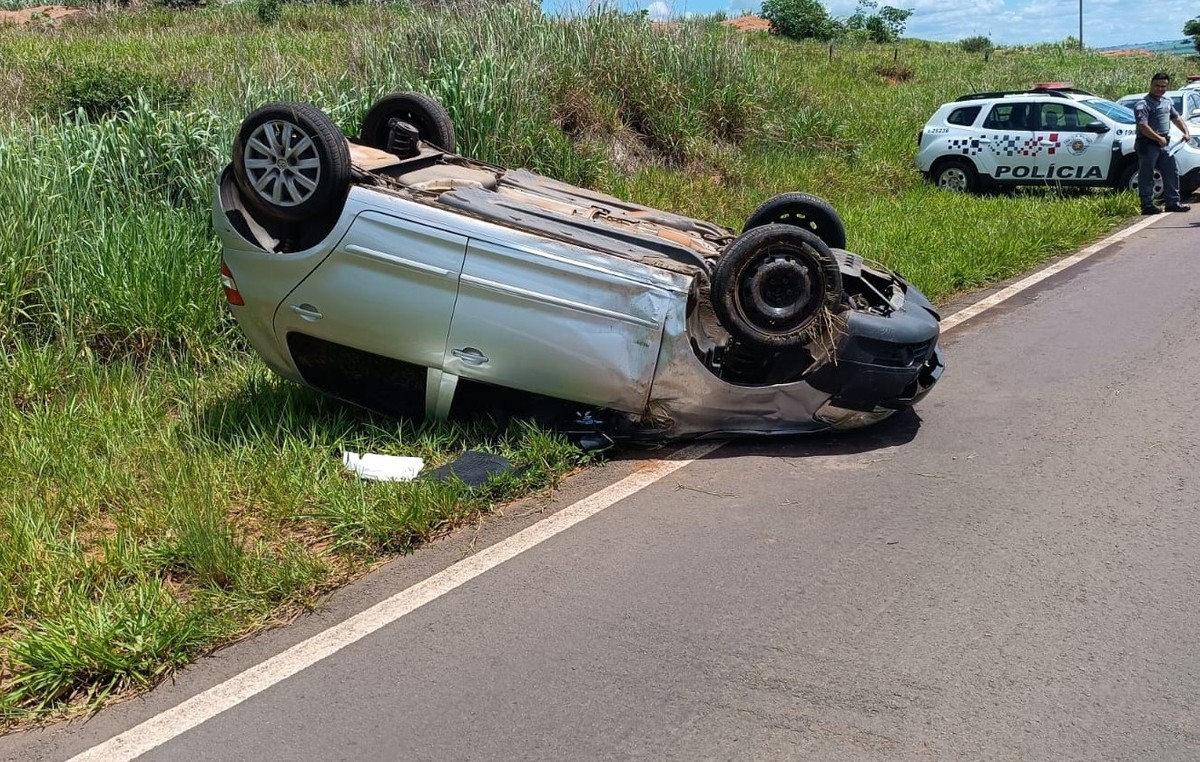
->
[6,213,1200,761]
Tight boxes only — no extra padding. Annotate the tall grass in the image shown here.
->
[0,3,1191,725]
[0,100,226,358]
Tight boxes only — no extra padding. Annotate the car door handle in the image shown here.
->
[1039,140,1056,146]
[976,137,991,144]
[289,303,323,321]
[451,347,488,366]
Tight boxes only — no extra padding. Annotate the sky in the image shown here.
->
[569,0,1199,49]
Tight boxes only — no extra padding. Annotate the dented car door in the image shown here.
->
[274,211,467,370]
[443,238,672,414]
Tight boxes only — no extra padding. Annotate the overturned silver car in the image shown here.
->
[215,93,943,443]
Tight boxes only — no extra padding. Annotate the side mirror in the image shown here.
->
[1084,120,1110,134]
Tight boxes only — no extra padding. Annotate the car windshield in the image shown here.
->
[1080,97,1135,124]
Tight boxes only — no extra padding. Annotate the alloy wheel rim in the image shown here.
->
[243,120,322,207]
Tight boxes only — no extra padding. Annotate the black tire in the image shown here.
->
[1119,161,1165,198]
[360,92,456,154]
[712,224,844,349]
[742,192,847,249]
[931,158,979,193]
[232,102,351,224]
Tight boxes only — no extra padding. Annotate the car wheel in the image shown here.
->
[360,92,456,155]
[712,224,844,350]
[232,102,351,224]
[1119,162,1165,198]
[932,159,978,193]
[742,192,847,249]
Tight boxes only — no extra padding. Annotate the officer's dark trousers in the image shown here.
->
[1136,140,1181,209]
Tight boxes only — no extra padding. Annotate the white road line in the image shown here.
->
[939,214,1161,333]
[68,214,1156,761]
[66,440,724,762]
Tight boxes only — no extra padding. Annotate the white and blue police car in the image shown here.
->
[916,82,1200,197]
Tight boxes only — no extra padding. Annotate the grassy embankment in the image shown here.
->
[0,2,1191,725]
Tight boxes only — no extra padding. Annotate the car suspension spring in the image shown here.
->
[386,119,420,158]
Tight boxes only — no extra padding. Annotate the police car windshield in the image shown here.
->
[1079,97,1135,124]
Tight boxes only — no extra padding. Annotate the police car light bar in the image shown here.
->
[1033,81,1074,89]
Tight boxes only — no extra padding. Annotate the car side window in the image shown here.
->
[946,106,981,126]
[982,102,1032,131]
[1032,103,1085,130]
[1039,104,1063,130]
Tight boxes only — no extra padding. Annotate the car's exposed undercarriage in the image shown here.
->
[216,93,943,441]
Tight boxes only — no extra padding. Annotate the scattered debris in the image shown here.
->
[424,451,518,487]
[673,482,737,497]
[341,451,424,482]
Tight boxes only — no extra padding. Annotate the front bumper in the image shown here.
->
[807,287,944,415]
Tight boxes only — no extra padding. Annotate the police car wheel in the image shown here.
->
[742,192,847,250]
[712,224,844,350]
[1119,163,1165,198]
[933,159,978,193]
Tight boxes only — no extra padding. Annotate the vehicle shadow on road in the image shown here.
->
[615,409,924,464]
[194,374,924,468]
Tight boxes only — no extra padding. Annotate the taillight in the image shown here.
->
[220,259,245,306]
[916,129,923,148]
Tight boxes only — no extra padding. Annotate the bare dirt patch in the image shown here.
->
[0,4,82,26]
[1099,48,1153,57]
[722,15,770,33]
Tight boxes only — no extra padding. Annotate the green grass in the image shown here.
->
[0,349,591,722]
[0,3,1193,726]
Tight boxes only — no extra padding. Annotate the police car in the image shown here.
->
[1116,82,1200,130]
[916,82,1200,197]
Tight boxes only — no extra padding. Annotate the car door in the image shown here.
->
[443,238,672,414]
[977,100,1036,184]
[1032,103,1112,184]
[273,210,468,371]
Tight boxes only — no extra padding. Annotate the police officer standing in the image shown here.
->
[1135,71,1192,215]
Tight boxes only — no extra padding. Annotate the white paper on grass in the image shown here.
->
[341,451,425,482]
